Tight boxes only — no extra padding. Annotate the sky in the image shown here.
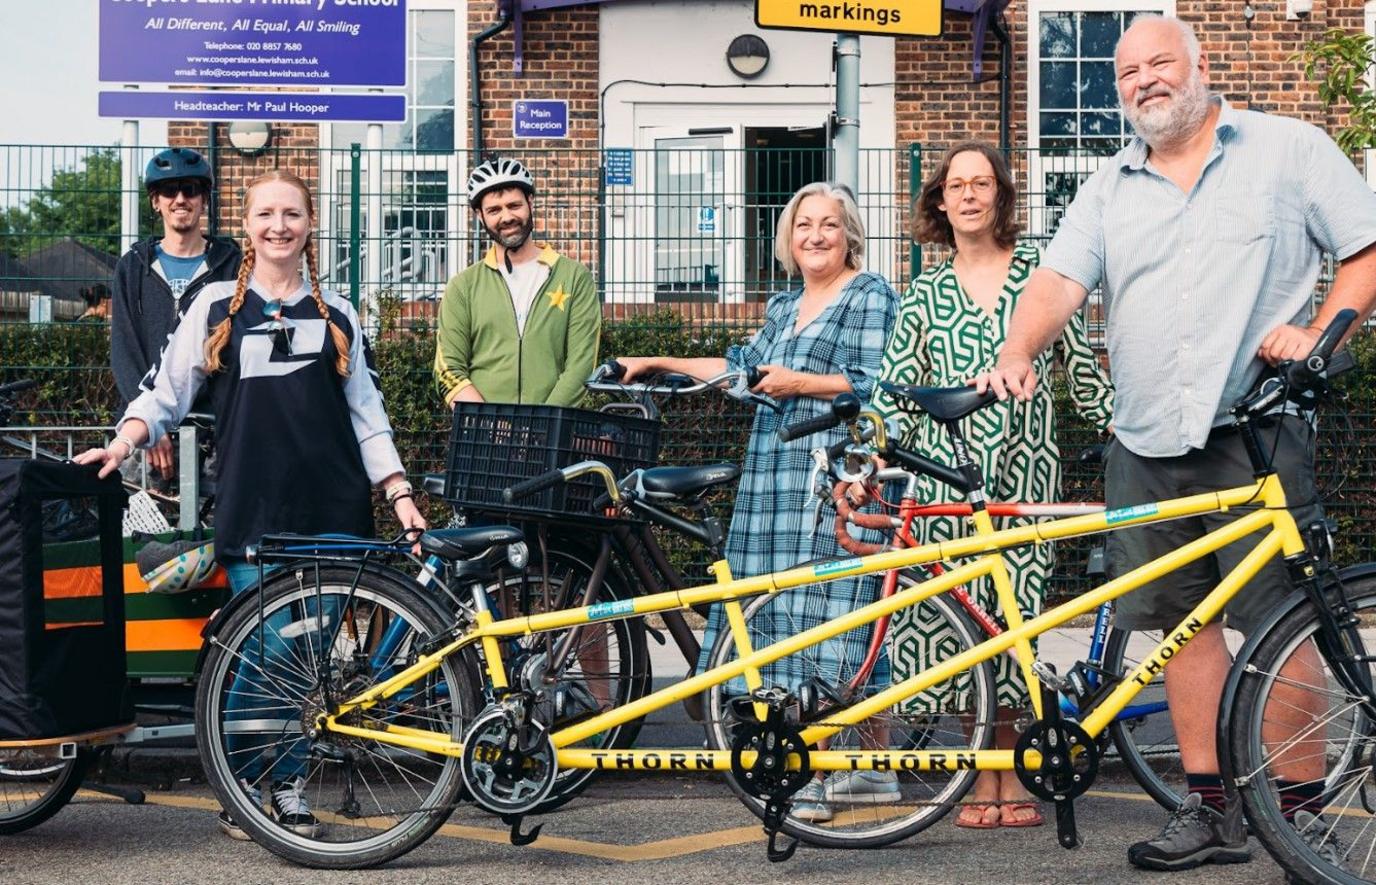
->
[0,1,167,146]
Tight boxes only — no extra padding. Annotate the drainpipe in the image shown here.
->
[990,12,1011,155]
[205,122,219,237]
[470,4,513,164]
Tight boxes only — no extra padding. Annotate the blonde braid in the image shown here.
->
[304,236,351,376]
[203,240,254,373]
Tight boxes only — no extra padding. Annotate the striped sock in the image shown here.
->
[1277,779,1325,821]
[1186,772,1226,814]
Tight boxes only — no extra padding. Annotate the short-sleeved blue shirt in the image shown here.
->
[1043,98,1376,457]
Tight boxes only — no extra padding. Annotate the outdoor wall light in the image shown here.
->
[726,34,770,79]
[227,121,273,156]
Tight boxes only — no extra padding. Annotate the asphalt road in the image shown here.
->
[1,769,1288,885]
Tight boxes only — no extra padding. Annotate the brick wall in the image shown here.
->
[468,5,601,268]
[169,121,321,237]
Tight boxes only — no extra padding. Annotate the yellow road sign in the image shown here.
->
[755,0,943,38]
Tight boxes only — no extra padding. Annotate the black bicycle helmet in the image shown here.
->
[466,157,534,209]
[145,147,213,189]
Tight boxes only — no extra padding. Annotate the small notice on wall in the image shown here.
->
[514,100,569,139]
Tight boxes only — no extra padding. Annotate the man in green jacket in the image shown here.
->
[435,158,600,407]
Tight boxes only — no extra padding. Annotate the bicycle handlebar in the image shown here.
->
[587,361,779,412]
[502,460,623,506]
[1286,308,1358,391]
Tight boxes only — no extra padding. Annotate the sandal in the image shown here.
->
[954,801,1001,829]
[1000,802,1045,828]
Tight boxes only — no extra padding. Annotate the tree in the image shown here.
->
[1296,28,1376,154]
[5,149,158,258]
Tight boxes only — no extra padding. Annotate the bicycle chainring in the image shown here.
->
[1013,719,1097,802]
[730,720,812,801]
[460,703,558,815]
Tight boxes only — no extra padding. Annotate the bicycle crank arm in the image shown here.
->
[1055,798,1080,849]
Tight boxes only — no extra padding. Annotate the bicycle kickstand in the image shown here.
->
[763,798,799,862]
[502,813,543,846]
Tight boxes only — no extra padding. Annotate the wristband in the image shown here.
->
[389,493,414,505]
[385,481,414,504]
[110,434,137,459]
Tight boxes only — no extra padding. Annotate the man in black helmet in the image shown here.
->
[111,147,240,477]
[434,157,600,407]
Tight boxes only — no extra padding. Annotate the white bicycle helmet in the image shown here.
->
[466,157,534,208]
[138,539,218,594]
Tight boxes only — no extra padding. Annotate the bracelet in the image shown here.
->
[385,481,414,504]
[109,434,136,459]
[389,493,413,505]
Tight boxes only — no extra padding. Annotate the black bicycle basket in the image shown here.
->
[443,402,660,523]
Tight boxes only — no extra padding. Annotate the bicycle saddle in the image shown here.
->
[420,525,524,560]
[639,463,741,498]
[878,382,998,422]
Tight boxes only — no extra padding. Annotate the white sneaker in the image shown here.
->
[824,769,901,804]
[790,779,833,822]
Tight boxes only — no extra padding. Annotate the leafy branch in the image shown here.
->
[1296,28,1376,154]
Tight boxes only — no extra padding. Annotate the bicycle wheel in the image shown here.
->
[704,572,997,849]
[488,544,650,813]
[1103,627,1184,810]
[196,564,482,869]
[1225,574,1376,885]
[0,749,88,835]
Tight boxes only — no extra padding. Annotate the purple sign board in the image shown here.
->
[99,91,406,123]
[99,0,407,88]
[513,100,568,139]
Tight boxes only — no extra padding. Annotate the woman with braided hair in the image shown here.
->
[77,169,426,840]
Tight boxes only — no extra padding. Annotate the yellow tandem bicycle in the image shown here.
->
[193,312,1376,885]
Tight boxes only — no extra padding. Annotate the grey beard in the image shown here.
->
[1124,81,1211,148]
[488,220,532,250]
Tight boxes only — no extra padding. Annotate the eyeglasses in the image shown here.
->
[942,176,996,197]
[152,180,206,200]
[262,300,290,356]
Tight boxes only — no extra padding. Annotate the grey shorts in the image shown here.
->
[1107,416,1322,635]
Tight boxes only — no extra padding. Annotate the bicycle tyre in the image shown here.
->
[1103,627,1184,811]
[0,750,88,835]
[489,543,650,813]
[1225,574,1376,885]
[195,564,481,869]
[704,572,997,849]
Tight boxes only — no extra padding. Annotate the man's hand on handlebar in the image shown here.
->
[1258,323,1323,366]
[972,351,1039,402]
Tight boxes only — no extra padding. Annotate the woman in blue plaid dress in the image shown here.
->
[619,182,897,758]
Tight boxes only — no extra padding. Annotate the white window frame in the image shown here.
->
[319,0,466,311]
[1025,0,1174,236]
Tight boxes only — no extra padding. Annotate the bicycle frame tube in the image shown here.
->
[319,474,1303,773]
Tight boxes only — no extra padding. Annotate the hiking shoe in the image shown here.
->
[1127,793,1251,871]
[824,769,901,804]
[790,779,833,823]
[1290,810,1348,883]
[217,781,261,841]
[270,777,322,837]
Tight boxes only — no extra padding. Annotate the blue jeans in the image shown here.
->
[222,560,340,787]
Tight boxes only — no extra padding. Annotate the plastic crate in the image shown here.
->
[443,402,660,523]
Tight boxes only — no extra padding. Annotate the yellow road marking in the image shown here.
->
[60,784,1363,862]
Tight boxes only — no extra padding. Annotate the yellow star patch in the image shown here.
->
[547,286,570,311]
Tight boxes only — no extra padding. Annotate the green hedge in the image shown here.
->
[4,315,1373,597]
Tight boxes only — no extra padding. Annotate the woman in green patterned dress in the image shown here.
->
[872,142,1114,829]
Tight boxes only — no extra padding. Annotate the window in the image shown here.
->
[332,10,456,152]
[1027,2,1171,236]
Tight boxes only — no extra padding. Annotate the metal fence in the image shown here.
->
[0,141,1371,592]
